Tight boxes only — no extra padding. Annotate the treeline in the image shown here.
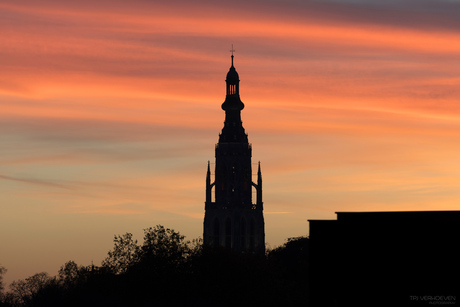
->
[0,225,309,307]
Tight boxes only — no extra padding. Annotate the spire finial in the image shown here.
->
[230,44,235,66]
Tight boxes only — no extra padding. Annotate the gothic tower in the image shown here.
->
[203,54,265,255]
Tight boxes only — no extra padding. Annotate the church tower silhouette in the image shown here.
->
[203,53,265,255]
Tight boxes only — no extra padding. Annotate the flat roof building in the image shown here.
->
[309,211,460,307]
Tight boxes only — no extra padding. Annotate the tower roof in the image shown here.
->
[226,56,239,84]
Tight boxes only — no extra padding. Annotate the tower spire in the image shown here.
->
[220,47,245,143]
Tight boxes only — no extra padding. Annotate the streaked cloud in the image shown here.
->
[0,174,72,190]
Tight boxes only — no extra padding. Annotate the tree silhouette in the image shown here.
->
[123,225,193,303]
[7,272,52,306]
[266,236,309,305]
[101,233,140,274]
[57,260,87,287]
[139,225,190,264]
[0,226,310,307]
[0,265,6,301]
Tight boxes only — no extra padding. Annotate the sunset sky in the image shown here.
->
[1,0,460,286]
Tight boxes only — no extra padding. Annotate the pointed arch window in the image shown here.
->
[225,218,232,249]
[249,218,255,250]
[241,218,247,251]
[213,218,220,247]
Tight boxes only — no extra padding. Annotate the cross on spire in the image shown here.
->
[230,44,235,66]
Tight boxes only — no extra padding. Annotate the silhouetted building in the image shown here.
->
[309,211,460,307]
[203,54,265,255]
